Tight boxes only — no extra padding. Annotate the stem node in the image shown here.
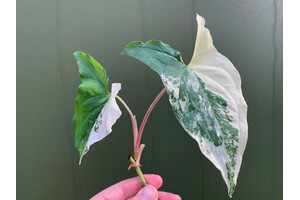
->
[128,156,147,187]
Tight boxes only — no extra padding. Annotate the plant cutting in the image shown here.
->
[73,14,248,197]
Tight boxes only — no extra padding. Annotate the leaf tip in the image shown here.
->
[121,41,143,55]
[73,51,82,58]
[195,13,204,23]
[120,50,125,56]
[78,150,84,165]
[228,183,236,198]
[120,48,126,56]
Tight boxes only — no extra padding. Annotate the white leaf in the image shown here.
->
[187,14,248,196]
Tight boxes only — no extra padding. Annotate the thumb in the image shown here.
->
[127,185,158,200]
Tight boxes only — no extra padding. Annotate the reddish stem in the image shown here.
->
[134,88,167,151]
[116,96,138,147]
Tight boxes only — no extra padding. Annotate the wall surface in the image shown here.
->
[17,0,282,199]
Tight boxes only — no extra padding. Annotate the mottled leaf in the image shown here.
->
[121,14,248,197]
[73,51,122,164]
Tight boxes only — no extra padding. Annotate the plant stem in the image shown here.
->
[135,88,167,151]
[129,156,147,187]
[116,95,138,148]
[117,88,166,185]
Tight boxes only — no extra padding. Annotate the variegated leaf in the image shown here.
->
[121,14,248,197]
[73,51,122,164]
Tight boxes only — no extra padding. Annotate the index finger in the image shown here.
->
[90,174,163,200]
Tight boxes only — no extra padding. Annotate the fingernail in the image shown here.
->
[139,185,157,200]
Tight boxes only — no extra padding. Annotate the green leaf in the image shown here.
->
[121,14,248,197]
[73,51,122,164]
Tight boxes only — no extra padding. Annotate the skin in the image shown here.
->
[90,174,181,200]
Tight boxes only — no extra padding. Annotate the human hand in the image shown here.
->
[90,174,181,200]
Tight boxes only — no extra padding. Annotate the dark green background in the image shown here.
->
[17,0,282,199]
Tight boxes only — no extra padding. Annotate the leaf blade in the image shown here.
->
[122,15,248,197]
[121,40,186,74]
[73,51,122,164]
[188,15,248,196]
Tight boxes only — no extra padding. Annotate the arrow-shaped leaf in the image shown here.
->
[73,51,122,164]
[121,14,248,197]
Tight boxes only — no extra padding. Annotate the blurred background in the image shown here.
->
[17,0,282,199]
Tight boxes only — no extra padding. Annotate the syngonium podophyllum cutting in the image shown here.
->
[73,14,248,197]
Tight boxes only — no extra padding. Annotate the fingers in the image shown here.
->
[90,174,162,200]
[127,185,158,200]
[158,191,181,200]
[127,189,182,200]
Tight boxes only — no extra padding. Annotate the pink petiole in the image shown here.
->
[117,87,167,164]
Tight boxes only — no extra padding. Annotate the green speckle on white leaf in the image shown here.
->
[121,14,248,197]
[73,51,122,165]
